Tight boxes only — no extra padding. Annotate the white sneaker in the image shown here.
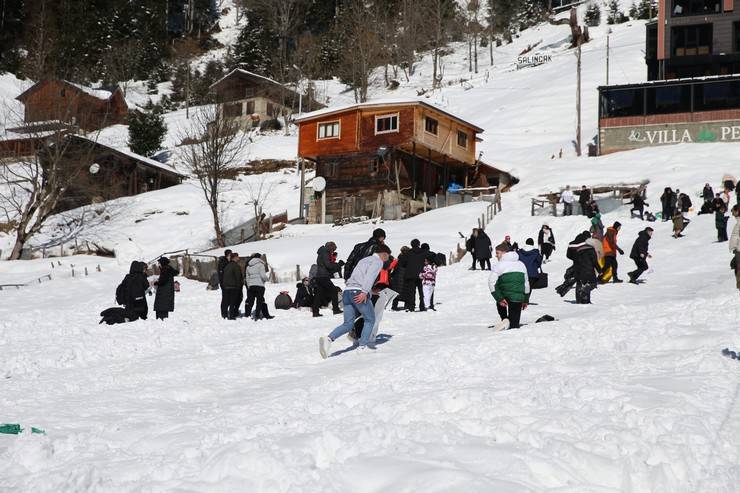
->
[493,319,510,332]
[319,336,332,359]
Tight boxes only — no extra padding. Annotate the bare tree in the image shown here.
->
[179,106,249,247]
[102,40,142,96]
[0,107,101,260]
[244,176,276,240]
[21,0,57,80]
[336,0,385,102]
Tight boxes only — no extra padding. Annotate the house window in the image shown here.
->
[245,87,255,98]
[735,22,740,52]
[317,121,340,139]
[600,87,645,118]
[672,24,713,57]
[457,130,468,149]
[324,162,338,177]
[646,84,692,114]
[223,102,242,118]
[246,100,255,115]
[693,80,740,111]
[266,102,275,116]
[369,159,380,174]
[425,117,439,135]
[672,0,721,17]
[375,113,399,134]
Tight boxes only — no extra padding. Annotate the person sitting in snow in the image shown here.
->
[488,243,530,330]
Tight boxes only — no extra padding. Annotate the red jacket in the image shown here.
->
[602,227,621,257]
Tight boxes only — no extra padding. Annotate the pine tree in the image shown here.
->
[128,109,167,157]
[628,1,638,18]
[607,0,627,24]
[229,8,276,77]
[584,3,601,27]
[636,0,656,19]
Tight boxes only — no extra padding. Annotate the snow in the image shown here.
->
[62,81,114,101]
[3,6,740,491]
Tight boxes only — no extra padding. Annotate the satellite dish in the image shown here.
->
[89,163,100,175]
[313,176,327,193]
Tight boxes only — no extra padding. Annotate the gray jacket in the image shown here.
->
[245,257,269,287]
[346,254,383,294]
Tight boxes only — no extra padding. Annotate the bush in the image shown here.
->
[259,119,282,132]
[128,109,167,157]
[584,3,601,27]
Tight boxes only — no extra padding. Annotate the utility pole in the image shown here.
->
[576,36,582,157]
[606,28,611,85]
[185,65,190,119]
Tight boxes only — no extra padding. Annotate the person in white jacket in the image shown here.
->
[560,186,575,216]
[730,205,740,293]
[244,253,270,320]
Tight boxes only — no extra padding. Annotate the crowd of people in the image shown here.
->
[109,179,740,356]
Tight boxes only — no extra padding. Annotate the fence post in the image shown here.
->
[477,217,482,229]
[60,243,64,257]
[531,199,535,217]
[296,265,301,281]
[71,267,75,278]
[42,246,46,258]
[97,264,101,272]
[51,261,55,269]
[84,267,88,276]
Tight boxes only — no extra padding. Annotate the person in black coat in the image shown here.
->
[578,186,591,216]
[217,249,232,319]
[313,242,343,317]
[154,256,179,320]
[122,261,150,321]
[400,239,426,311]
[702,183,714,203]
[474,230,493,270]
[466,229,478,270]
[391,246,409,310]
[660,187,674,221]
[628,227,653,284]
[518,238,543,288]
[629,192,648,220]
[537,225,555,261]
[573,239,601,304]
[343,228,386,280]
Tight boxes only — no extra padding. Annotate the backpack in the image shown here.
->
[274,292,293,310]
[115,277,128,306]
[100,307,130,325]
[343,239,376,280]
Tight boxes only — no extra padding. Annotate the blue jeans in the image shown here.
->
[329,290,376,346]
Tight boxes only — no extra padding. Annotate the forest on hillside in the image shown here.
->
[0,0,654,106]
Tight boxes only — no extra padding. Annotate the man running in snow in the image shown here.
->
[601,221,624,283]
[319,245,392,358]
[489,243,530,330]
[628,227,653,284]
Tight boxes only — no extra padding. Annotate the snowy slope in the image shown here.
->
[1,154,739,490]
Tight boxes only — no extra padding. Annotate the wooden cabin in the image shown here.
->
[45,135,186,213]
[210,69,325,128]
[296,100,510,222]
[16,80,128,131]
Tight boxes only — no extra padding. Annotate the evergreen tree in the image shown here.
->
[584,3,601,27]
[128,108,167,157]
[628,2,638,18]
[0,0,25,74]
[229,8,276,76]
[636,0,656,19]
[607,0,627,24]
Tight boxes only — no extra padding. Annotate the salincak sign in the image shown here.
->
[599,120,740,154]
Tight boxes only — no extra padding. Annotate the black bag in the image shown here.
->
[535,314,556,323]
[274,292,293,310]
[531,272,548,289]
[99,307,131,325]
[732,256,737,271]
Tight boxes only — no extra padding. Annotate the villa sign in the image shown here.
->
[599,120,740,154]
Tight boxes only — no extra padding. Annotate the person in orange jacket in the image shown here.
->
[600,221,624,283]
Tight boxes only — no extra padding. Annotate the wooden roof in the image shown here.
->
[16,80,123,103]
[295,100,484,134]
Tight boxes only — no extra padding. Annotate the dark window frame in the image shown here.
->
[457,130,468,149]
[671,0,722,17]
[425,116,439,135]
[672,24,713,57]
[317,120,341,140]
[646,84,693,115]
[375,113,399,135]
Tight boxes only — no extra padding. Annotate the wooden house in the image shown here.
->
[295,100,511,222]
[16,80,128,131]
[45,135,186,213]
[210,69,325,127]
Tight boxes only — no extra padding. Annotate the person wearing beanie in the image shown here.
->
[343,228,387,281]
[628,227,654,284]
[600,222,624,283]
[517,238,543,293]
[153,256,179,320]
[400,238,427,310]
[312,241,344,317]
[489,243,530,330]
[474,229,493,269]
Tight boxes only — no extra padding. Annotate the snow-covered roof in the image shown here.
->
[210,69,288,91]
[69,135,187,177]
[15,80,119,102]
[294,99,485,133]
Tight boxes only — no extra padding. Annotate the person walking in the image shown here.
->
[312,241,343,317]
[319,245,391,358]
[579,186,591,216]
[716,204,729,242]
[466,229,478,270]
[244,253,270,320]
[537,224,555,262]
[221,252,244,320]
[730,205,740,292]
[628,227,653,284]
[573,237,602,304]
[561,186,574,216]
[660,187,674,221]
[217,249,232,319]
[419,257,437,312]
[343,228,386,280]
[672,210,687,238]
[629,191,648,220]
[475,229,493,270]
[391,246,409,311]
[601,222,624,283]
[153,257,178,320]
[400,239,426,311]
[518,238,543,290]
[679,192,692,213]
[488,243,530,330]
[119,261,150,321]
